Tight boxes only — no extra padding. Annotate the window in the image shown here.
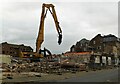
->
[104,44,105,47]
[10,47,12,49]
[7,51,9,53]
[93,41,96,44]
[99,46,101,49]
[72,48,75,52]
[2,51,5,54]
[23,49,25,51]
[84,48,86,51]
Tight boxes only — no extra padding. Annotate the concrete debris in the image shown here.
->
[1,53,119,80]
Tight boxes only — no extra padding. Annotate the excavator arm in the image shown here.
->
[36,3,62,53]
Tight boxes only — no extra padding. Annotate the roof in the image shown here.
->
[1,42,33,49]
[79,38,89,43]
[103,34,117,38]
[90,34,102,41]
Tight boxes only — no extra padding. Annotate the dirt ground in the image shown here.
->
[1,68,116,83]
[1,71,88,83]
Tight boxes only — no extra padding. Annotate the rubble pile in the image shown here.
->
[1,56,88,76]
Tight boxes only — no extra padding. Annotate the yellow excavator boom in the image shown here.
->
[19,3,62,58]
[36,3,62,53]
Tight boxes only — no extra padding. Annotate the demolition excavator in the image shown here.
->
[20,3,62,58]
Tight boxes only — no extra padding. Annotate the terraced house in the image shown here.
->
[0,42,33,57]
[70,34,120,66]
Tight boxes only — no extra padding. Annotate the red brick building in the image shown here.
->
[0,42,33,57]
[89,34,103,53]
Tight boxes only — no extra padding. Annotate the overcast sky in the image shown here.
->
[1,1,118,54]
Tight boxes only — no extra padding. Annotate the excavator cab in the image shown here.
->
[39,47,52,57]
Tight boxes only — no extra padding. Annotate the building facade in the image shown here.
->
[89,34,103,53]
[69,34,120,66]
[70,38,90,52]
[89,34,120,65]
[0,42,33,57]
[88,34,120,54]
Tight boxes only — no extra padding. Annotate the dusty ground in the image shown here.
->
[1,71,88,83]
[1,68,117,83]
